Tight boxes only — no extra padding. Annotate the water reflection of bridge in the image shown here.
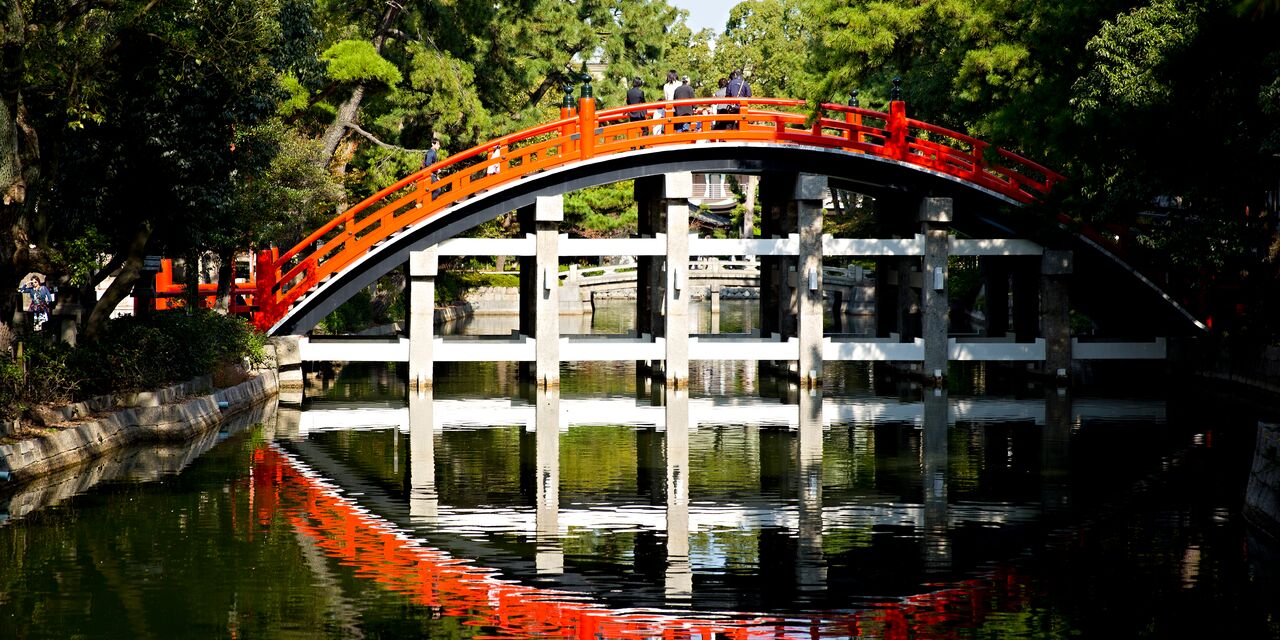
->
[290,394,1163,433]
[273,386,1132,623]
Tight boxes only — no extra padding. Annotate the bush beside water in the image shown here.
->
[0,310,266,421]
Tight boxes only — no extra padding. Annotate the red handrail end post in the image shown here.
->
[577,96,596,160]
[254,248,277,331]
[560,105,577,157]
[888,100,908,160]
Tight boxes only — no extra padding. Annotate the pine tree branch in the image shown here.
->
[342,121,425,154]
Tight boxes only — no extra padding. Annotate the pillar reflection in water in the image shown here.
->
[922,387,950,573]
[535,388,563,575]
[408,387,438,522]
[664,386,691,601]
[1042,387,1072,513]
[796,386,826,592]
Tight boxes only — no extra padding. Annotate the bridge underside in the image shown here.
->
[272,143,1198,341]
[272,144,1020,335]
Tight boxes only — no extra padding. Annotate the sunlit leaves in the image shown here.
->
[1071,0,1202,119]
[321,39,402,87]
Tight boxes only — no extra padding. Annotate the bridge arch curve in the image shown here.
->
[269,141,1028,335]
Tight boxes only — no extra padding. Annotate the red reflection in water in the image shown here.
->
[252,445,1037,639]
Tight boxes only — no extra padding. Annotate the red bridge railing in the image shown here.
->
[150,97,1065,331]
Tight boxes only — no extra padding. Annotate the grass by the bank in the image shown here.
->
[0,310,266,421]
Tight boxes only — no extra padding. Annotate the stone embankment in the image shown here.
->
[1,394,276,525]
[1246,421,1280,540]
[0,369,280,483]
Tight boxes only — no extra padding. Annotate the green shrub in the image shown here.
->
[0,310,266,415]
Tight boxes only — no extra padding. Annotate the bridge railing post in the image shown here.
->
[846,91,862,144]
[560,105,577,158]
[888,100,908,160]
[254,248,278,331]
[577,96,596,160]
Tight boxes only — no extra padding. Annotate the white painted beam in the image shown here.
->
[823,234,926,256]
[299,336,409,362]
[949,238,1043,256]
[689,236,800,257]
[435,336,536,362]
[560,236,666,256]
[436,235,535,256]
[949,338,1046,361]
[823,338,926,361]
[559,336,665,361]
[689,335,800,361]
[1072,338,1166,360]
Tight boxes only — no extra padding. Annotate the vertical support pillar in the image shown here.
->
[796,174,827,387]
[1042,387,1072,514]
[796,387,825,591]
[896,256,918,341]
[758,175,787,340]
[534,388,562,574]
[922,387,950,572]
[635,176,664,373]
[270,335,303,405]
[408,386,438,522]
[709,283,721,334]
[518,206,537,381]
[875,256,896,338]
[664,386,691,601]
[1041,250,1073,381]
[534,196,563,387]
[408,248,438,391]
[920,197,952,382]
[1012,256,1040,343]
[664,172,693,387]
[982,257,1009,337]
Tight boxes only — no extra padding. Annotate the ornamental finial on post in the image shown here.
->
[562,83,576,109]
[891,77,902,101]
[848,90,859,108]
[578,63,593,99]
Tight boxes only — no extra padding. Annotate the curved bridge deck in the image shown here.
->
[244,97,1061,334]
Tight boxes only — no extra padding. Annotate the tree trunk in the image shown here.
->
[1,0,26,207]
[183,251,201,311]
[83,223,151,340]
[318,84,366,161]
[214,248,234,313]
[316,3,401,167]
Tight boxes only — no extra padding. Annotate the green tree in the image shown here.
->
[717,0,817,98]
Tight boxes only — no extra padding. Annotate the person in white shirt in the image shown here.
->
[655,69,680,135]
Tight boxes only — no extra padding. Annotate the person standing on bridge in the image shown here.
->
[724,70,751,131]
[626,78,648,135]
[653,70,679,136]
[673,75,695,132]
[423,139,443,199]
[486,145,501,176]
[712,77,729,131]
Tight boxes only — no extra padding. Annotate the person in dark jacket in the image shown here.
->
[724,69,751,130]
[626,78,648,135]
[422,139,443,200]
[673,75,695,132]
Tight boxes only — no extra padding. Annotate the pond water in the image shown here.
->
[2,301,1279,638]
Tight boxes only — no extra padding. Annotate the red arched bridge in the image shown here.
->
[152,96,1067,335]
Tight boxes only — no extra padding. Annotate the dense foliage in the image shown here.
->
[0,310,265,419]
[3,0,1280,351]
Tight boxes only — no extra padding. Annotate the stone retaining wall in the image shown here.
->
[1246,421,1280,540]
[0,370,279,482]
[0,395,277,525]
